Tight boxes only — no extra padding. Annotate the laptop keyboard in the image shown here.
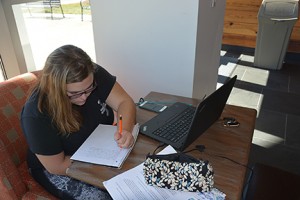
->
[153,106,195,143]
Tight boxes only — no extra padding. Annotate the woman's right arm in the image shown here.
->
[36,152,72,175]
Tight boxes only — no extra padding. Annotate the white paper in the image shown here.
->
[103,145,226,200]
[71,123,139,168]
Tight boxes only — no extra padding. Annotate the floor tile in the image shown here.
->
[251,137,283,151]
[240,54,254,63]
[249,142,300,175]
[234,79,263,94]
[242,67,270,87]
[218,56,238,82]
[263,70,289,92]
[286,113,300,148]
[231,65,246,80]
[287,64,300,94]
[260,89,300,116]
[237,60,254,68]
[227,86,261,111]
[289,78,300,94]
[228,78,263,112]
[254,109,286,143]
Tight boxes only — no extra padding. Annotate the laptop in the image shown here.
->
[140,75,237,151]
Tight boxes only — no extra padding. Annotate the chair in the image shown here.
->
[80,0,91,21]
[0,71,57,199]
[44,0,65,20]
[243,163,300,200]
[26,0,65,20]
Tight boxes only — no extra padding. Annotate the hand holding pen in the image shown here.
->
[119,115,123,135]
[114,115,134,148]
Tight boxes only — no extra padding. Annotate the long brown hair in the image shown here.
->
[33,45,95,134]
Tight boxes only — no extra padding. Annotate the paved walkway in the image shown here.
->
[61,0,80,4]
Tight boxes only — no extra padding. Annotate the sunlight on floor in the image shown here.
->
[252,133,284,149]
[243,67,270,87]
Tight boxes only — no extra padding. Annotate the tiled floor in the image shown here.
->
[219,47,300,176]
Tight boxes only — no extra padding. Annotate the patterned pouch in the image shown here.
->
[143,152,214,192]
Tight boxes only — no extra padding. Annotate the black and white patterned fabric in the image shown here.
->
[143,153,214,192]
[42,170,112,200]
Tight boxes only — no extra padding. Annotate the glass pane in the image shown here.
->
[12,0,95,71]
[0,54,7,81]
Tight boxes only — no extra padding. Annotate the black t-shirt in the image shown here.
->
[21,65,116,170]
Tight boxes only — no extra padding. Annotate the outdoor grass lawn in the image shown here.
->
[25,3,91,15]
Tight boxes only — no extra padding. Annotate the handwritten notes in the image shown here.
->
[71,123,139,168]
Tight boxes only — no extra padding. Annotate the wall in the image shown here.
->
[223,0,300,53]
[91,0,226,102]
[0,0,21,78]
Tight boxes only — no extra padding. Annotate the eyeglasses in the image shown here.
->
[67,81,97,100]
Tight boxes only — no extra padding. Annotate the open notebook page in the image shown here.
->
[71,123,139,168]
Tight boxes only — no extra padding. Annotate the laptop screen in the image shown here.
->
[182,75,237,150]
[140,75,237,151]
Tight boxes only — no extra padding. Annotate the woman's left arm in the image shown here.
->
[106,81,136,148]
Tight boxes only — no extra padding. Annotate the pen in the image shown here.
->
[119,115,122,134]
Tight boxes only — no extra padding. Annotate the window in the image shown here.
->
[12,1,95,71]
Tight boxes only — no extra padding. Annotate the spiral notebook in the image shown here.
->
[71,123,139,168]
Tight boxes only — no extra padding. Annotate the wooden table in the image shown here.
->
[66,91,257,200]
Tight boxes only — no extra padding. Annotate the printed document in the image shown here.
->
[71,123,139,168]
[103,145,226,200]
